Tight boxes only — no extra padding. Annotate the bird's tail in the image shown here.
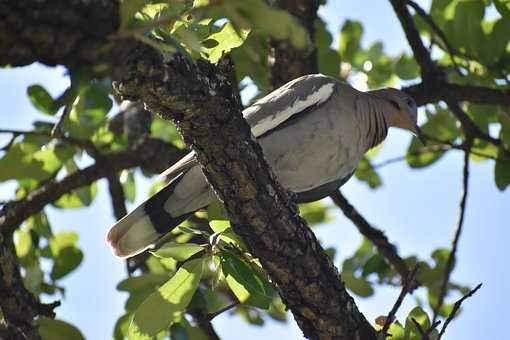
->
[106,166,214,258]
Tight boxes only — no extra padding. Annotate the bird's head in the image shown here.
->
[369,88,425,143]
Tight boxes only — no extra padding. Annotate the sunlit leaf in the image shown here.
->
[221,252,274,309]
[129,257,205,339]
[152,242,204,261]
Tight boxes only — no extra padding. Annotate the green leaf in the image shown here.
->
[27,85,57,115]
[120,170,136,203]
[63,84,112,140]
[494,0,510,20]
[495,149,510,190]
[152,242,204,261]
[49,232,83,280]
[299,201,330,225]
[203,22,249,63]
[114,313,131,340]
[207,199,229,221]
[119,0,146,28]
[338,20,363,64]
[117,274,169,292]
[129,257,205,339]
[0,140,74,182]
[315,18,340,77]
[444,0,484,57]
[355,157,382,188]
[222,0,307,49]
[14,228,33,259]
[404,306,431,338]
[406,138,445,168]
[38,317,85,340]
[499,112,510,149]
[342,271,374,297]
[221,252,274,309]
[53,182,98,208]
[395,54,419,80]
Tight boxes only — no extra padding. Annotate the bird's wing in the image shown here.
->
[159,74,338,180]
[158,151,198,179]
[244,74,338,138]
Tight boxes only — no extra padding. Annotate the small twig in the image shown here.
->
[405,0,462,76]
[381,266,419,336]
[437,283,482,339]
[107,173,127,220]
[50,103,71,138]
[206,302,239,321]
[411,317,430,340]
[330,191,416,287]
[433,146,471,323]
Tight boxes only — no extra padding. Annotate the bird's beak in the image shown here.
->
[413,125,427,145]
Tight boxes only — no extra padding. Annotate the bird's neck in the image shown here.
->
[358,95,389,151]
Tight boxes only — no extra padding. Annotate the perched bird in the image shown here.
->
[107,74,420,258]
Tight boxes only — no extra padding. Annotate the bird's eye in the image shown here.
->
[406,98,416,108]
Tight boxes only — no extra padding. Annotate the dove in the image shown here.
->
[107,74,420,258]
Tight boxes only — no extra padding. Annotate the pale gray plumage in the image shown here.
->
[107,74,419,258]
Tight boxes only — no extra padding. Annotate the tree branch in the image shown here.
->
[0,232,60,339]
[433,148,471,323]
[437,283,482,339]
[380,266,419,336]
[115,47,377,339]
[330,191,414,286]
[388,0,438,80]
[0,138,184,235]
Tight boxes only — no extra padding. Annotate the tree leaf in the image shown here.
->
[27,85,57,115]
[338,20,363,64]
[117,274,169,293]
[38,317,85,340]
[221,252,274,309]
[151,242,204,261]
[129,257,205,339]
[342,271,374,297]
[120,170,136,203]
[202,22,249,63]
[355,157,382,188]
[395,54,419,80]
[48,231,83,280]
[53,182,98,208]
[495,149,510,190]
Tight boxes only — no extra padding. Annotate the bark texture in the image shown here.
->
[115,47,377,339]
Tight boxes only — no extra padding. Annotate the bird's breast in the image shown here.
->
[257,104,364,193]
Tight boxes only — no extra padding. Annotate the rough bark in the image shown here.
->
[0,233,58,340]
[270,0,320,88]
[115,47,377,339]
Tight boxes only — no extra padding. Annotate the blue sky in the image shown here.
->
[1,1,508,339]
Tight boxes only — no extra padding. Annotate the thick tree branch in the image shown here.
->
[0,232,60,339]
[329,191,414,286]
[115,47,377,339]
[388,0,438,80]
[403,82,510,107]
